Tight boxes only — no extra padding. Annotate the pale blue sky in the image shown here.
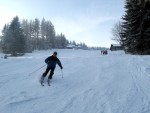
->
[0,0,125,47]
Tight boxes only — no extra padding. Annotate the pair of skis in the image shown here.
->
[39,70,63,86]
[40,79,51,86]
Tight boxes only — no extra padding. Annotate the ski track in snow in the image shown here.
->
[0,49,150,113]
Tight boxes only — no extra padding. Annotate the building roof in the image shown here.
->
[66,44,75,48]
[111,44,121,47]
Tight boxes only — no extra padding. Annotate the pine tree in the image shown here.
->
[34,18,40,50]
[142,1,150,54]
[129,0,144,54]
[122,0,150,54]
[40,18,48,49]
[21,19,32,52]
[121,0,132,53]
[45,21,55,48]
[41,18,46,38]
[122,0,140,54]
[2,16,26,55]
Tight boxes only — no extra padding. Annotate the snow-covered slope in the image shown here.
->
[0,49,150,113]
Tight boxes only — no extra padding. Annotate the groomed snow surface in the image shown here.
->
[0,49,150,113]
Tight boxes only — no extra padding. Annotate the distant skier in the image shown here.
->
[101,50,108,55]
[4,54,7,59]
[40,51,63,85]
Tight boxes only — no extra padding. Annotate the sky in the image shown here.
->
[0,0,125,47]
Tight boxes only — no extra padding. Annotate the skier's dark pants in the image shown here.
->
[42,67,55,79]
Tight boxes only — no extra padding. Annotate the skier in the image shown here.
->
[40,51,63,85]
[4,54,7,59]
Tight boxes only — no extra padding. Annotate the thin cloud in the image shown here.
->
[52,15,117,36]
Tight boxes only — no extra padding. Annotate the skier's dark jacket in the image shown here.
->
[45,55,62,69]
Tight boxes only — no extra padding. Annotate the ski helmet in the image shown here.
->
[53,51,57,55]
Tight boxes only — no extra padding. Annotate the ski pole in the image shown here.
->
[29,64,46,76]
[61,69,63,78]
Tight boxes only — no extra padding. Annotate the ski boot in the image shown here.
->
[40,76,44,86]
[47,79,51,86]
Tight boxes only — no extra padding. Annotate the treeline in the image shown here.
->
[0,16,89,56]
[112,0,150,55]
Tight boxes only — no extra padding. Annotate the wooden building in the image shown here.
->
[110,44,123,51]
